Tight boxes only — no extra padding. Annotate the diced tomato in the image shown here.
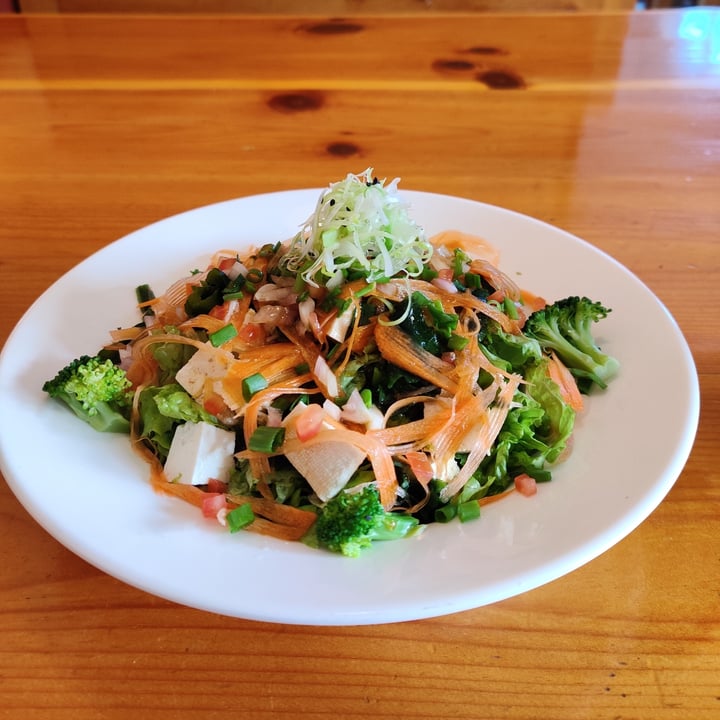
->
[218,257,237,272]
[201,493,228,518]
[237,322,266,347]
[514,473,538,497]
[209,300,240,322]
[207,478,228,494]
[405,451,434,485]
[203,392,227,417]
[295,403,325,442]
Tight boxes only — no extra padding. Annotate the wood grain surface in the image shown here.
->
[0,9,718,720]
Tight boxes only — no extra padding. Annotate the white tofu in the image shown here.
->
[283,402,365,501]
[175,345,234,401]
[163,421,236,486]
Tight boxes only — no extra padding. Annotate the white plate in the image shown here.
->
[0,189,699,625]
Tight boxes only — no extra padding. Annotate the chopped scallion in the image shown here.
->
[503,297,519,320]
[464,272,484,290]
[434,505,456,523]
[226,503,255,533]
[457,500,481,523]
[448,333,469,351]
[354,282,376,298]
[242,372,268,401]
[258,242,279,258]
[248,425,285,453]
[209,323,238,347]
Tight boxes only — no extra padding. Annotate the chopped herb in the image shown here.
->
[242,372,268,401]
[248,425,285,453]
[226,503,255,532]
[209,323,238,347]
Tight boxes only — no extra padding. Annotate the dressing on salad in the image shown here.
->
[43,169,619,556]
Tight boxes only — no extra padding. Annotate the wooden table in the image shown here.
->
[1,8,718,719]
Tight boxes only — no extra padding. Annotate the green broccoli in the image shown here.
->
[42,355,134,433]
[524,296,619,392]
[315,485,419,558]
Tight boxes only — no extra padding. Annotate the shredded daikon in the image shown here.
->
[281,169,433,287]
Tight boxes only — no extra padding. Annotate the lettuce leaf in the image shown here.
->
[138,383,223,461]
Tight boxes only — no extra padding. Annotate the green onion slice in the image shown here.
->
[209,323,238,347]
[242,372,268,401]
[248,425,285,454]
[226,503,255,533]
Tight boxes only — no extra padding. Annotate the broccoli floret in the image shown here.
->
[524,296,619,392]
[42,355,134,433]
[315,486,419,558]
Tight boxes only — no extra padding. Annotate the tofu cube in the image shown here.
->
[175,345,234,401]
[163,421,236,486]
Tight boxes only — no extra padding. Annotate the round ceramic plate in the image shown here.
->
[0,189,700,625]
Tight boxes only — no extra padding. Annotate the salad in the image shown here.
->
[43,170,619,557]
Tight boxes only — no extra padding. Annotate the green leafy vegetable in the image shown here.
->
[184,268,230,316]
[475,360,575,490]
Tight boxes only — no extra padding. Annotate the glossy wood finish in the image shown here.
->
[1,9,718,719]
[16,0,639,13]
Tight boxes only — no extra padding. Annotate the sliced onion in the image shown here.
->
[253,304,295,327]
[266,405,283,428]
[322,399,342,420]
[298,296,315,329]
[118,346,133,371]
[254,283,298,305]
[225,260,248,281]
[340,389,372,425]
[313,355,338,398]
[431,277,458,294]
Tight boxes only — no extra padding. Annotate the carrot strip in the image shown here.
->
[439,374,521,501]
[429,229,501,266]
[374,322,458,394]
[547,350,584,412]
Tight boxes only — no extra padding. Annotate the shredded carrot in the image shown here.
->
[479,487,516,506]
[468,258,521,302]
[374,322,458,394]
[547,350,584,412]
[439,373,522,502]
[109,326,145,343]
[429,229,501,266]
